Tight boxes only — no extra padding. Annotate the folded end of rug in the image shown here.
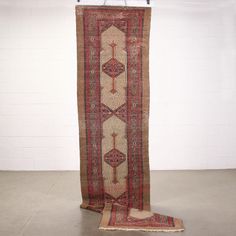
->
[99,204,184,232]
[80,202,104,213]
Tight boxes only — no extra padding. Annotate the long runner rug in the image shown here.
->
[76,5,184,232]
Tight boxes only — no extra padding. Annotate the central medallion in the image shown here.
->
[102,58,125,78]
[104,133,126,184]
[102,41,125,94]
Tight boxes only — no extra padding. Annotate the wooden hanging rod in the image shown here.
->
[77,0,150,4]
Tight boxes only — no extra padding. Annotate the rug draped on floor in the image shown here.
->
[76,5,184,232]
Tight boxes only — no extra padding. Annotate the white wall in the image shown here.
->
[0,0,235,170]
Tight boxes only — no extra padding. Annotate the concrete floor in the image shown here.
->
[0,170,235,236]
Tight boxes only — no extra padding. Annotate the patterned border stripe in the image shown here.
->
[84,9,104,208]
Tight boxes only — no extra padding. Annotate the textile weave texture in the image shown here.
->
[76,5,184,232]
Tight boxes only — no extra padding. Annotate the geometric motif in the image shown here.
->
[99,21,127,34]
[104,132,126,184]
[102,41,125,94]
[101,103,127,123]
[102,58,125,79]
[104,148,126,184]
[104,149,126,168]
[105,192,128,206]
